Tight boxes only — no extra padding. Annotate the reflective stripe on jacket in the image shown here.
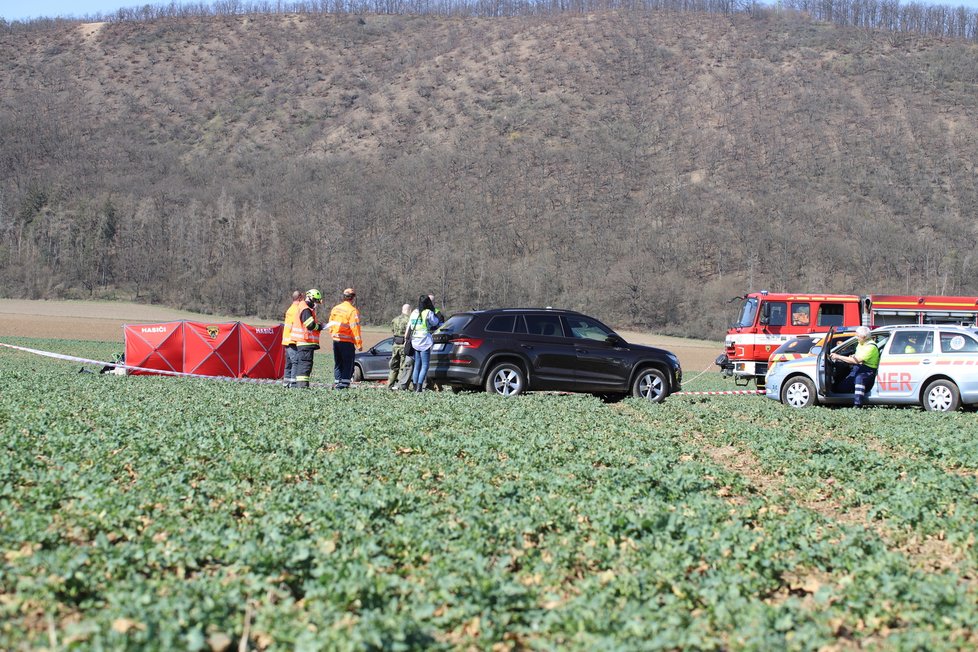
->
[410,309,437,336]
[408,309,439,352]
[292,305,321,348]
[282,300,302,345]
[329,300,362,349]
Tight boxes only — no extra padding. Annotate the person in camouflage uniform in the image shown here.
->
[387,303,412,389]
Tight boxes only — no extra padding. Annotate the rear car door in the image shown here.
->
[519,313,579,389]
[875,330,932,401]
[816,327,836,397]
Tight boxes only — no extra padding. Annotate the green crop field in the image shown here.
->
[2,338,978,650]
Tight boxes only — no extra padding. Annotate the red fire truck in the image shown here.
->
[716,291,978,386]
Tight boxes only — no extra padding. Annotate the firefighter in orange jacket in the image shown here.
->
[328,288,362,389]
[281,290,303,388]
[292,289,325,389]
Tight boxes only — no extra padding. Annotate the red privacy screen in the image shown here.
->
[124,321,284,379]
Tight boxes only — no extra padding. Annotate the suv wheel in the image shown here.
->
[632,368,668,402]
[781,376,815,408]
[923,379,960,412]
[353,365,363,382]
[485,362,525,397]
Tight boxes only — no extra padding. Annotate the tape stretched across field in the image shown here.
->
[1,341,767,397]
[0,341,282,386]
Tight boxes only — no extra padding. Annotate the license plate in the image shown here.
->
[433,342,445,352]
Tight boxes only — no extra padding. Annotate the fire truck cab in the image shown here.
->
[717,291,978,387]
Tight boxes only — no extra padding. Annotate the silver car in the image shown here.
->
[353,337,394,382]
[765,325,978,411]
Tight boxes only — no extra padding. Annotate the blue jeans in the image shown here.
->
[411,348,431,388]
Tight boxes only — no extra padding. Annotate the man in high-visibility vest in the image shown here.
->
[328,288,363,389]
[281,290,303,388]
[830,325,880,408]
[292,289,325,389]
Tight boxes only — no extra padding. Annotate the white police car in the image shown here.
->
[764,325,978,411]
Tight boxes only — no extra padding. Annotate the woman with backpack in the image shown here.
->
[405,295,442,393]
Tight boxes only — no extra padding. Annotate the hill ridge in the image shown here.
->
[1,9,977,337]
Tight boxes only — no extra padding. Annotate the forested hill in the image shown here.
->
[2,9,977,338]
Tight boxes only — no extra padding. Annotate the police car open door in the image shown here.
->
[816,326,836,398]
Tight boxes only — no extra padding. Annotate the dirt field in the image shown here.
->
[0,299,722,373]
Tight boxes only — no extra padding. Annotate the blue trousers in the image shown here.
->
[838,364,878,407]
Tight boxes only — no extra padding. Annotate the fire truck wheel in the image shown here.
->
[632,368,668,402]
[923,379,960,412]
[781,376,816,409]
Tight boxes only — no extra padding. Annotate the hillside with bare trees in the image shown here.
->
[2,8,977,337]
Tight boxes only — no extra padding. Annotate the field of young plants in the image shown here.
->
[2,337,978,650]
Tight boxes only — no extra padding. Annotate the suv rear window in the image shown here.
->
[485,314,527,334]
[438,315,473,335]
[524,314,564,337]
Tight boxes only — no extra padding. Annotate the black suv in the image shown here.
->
[428,308,682,401]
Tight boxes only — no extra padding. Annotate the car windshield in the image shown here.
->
[733,298,758,328]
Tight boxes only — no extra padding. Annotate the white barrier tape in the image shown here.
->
[0,341,282,386]
[3,341,767,395]
[673,389,767,396]
[1,341,125,369]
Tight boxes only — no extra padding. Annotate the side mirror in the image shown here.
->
[606,334,627,347]
[759,302,770,325]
